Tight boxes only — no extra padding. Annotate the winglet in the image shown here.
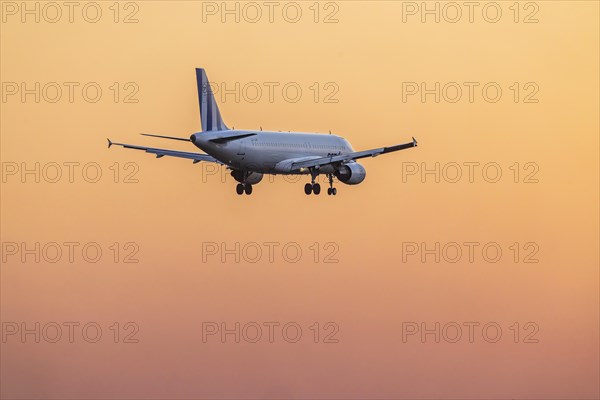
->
[107,138,113,148]
[412,137,418,147]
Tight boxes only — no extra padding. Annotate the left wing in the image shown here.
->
[107,139,221,164]
[290,137,417,171]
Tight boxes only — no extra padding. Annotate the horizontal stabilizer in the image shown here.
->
[209,133,256,144]
[140,133,191,142]
[107,139,222,164]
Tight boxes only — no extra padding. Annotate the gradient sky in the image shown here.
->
[1,1,598,399]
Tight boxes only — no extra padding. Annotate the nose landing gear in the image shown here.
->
[326,173,337,196]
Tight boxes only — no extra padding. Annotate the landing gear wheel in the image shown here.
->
[304,183,313,195]
[313,183,321,195]
[327,188,332,195]
[244,184,253,195]
[332,188,337,196]
[236,183,244,195]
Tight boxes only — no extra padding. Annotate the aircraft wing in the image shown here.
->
[107,139,222,164]
[290,137,417,171]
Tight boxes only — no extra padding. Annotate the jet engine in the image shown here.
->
[231,170,264,185]
[334,162,366,185]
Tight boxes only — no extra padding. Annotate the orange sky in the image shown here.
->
[1,1,598,399]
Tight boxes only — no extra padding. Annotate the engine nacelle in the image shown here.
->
[231,170,263,185]
[335,162,366,185]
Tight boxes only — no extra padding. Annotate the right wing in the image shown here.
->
[107,139,222,164]
[290,137,418,171]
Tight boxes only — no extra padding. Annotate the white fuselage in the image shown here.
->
[191,130,355,174]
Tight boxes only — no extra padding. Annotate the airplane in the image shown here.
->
[108,68,418,196]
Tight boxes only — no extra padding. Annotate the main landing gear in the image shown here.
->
[234,170,255,195]
[304,168,321,195]
[304,172,336,196]
[236,183,253,195]
[304,182,321,195]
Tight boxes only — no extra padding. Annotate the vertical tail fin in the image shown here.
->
[196,68,229,132]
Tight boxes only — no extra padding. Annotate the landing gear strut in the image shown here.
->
[304,169,321,195]
[326,173,337,196]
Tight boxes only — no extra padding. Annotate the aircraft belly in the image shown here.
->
[318,165,336,174]
[239,150,278,172]
[225,146,341,175]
